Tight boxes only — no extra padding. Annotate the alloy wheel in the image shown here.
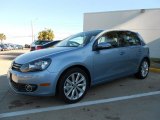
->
[63,72,87,100]
[141,61,149,77]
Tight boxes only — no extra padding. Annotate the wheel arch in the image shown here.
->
[142,56,150,66]
[55,65,91,95]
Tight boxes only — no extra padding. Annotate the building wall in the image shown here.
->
[83,9,160,58]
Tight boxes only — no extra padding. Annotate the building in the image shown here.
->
[83,8,160,58]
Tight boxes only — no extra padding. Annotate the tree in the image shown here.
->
[38,29,54,40]
[0,33,6,44]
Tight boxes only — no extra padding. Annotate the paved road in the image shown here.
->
[0,50,160,120]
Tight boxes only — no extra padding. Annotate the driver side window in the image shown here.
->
[98,36,106,44]
[97,31,118,48]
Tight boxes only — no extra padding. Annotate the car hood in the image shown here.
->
[14,47,78,64]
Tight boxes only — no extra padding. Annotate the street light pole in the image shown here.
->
[31,21,34,42]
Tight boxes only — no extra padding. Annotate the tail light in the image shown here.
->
[36,46,43,50]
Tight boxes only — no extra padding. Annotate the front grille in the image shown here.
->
[10,79,27,92]
[12,62,22,71]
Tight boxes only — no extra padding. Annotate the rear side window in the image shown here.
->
[117,31,141,47]
[127,32,141,46]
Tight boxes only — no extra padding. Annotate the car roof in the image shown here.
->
[82,30,103,34]
[103,29,137,34]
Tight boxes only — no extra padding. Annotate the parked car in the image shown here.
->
[25,44,30,48]
[16,45,23,49]
[3,44,11,50]
[0,44,8,51]
[30,40,60,51]
[30,40,51,51]
[7,30,150,103]
[11,44,18,50]
[9,44,15,50]
[8,44,14,50]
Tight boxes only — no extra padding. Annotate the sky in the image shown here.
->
[0,0,160,45]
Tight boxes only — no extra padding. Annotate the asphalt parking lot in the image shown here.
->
[0,50,160,120]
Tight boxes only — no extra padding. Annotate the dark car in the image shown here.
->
[30,40,60,51]
[25,44,30,48]
[30,40,51,51]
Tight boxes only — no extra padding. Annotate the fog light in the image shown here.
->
[25,84,37,92]
[25,84,33,92]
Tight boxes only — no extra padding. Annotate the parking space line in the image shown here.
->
[0,91,160,119]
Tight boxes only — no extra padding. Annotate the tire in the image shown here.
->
[58,68,89,103]
[135,59,149,79]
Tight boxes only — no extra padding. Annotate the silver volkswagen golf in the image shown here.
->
[8,30,150,103]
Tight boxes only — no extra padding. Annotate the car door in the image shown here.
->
[92,31,130,84]
[125,32,142,72]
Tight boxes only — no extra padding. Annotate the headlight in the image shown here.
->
[20,58,51,72]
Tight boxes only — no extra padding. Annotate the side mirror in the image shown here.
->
[95,42,112,50]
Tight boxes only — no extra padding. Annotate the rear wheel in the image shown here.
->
[58,68,89,103]
[135,59,149,79]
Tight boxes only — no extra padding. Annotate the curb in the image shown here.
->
[150,68,160,73]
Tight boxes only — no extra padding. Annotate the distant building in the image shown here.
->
[83,8,160,58]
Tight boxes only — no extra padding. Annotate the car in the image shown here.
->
[25,44,30,48]
[4,44,13,50]
[16,45,23,49]
[30,40,51,51]
[9,44,15,50]
[7,30,150,103]
[8,44,14,50]
[30,40,60,51]
[0,44,8,51]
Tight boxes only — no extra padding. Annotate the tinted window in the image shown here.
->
[117,31,141,47]
[117,32,130,47]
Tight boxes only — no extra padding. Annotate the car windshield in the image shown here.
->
[56,30,102,47]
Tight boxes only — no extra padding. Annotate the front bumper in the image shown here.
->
[7,69,59,96]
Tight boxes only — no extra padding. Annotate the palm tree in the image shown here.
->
[0,33,6,44]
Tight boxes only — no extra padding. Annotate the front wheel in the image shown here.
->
[135,59,149,79]
[58,68,89,103]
